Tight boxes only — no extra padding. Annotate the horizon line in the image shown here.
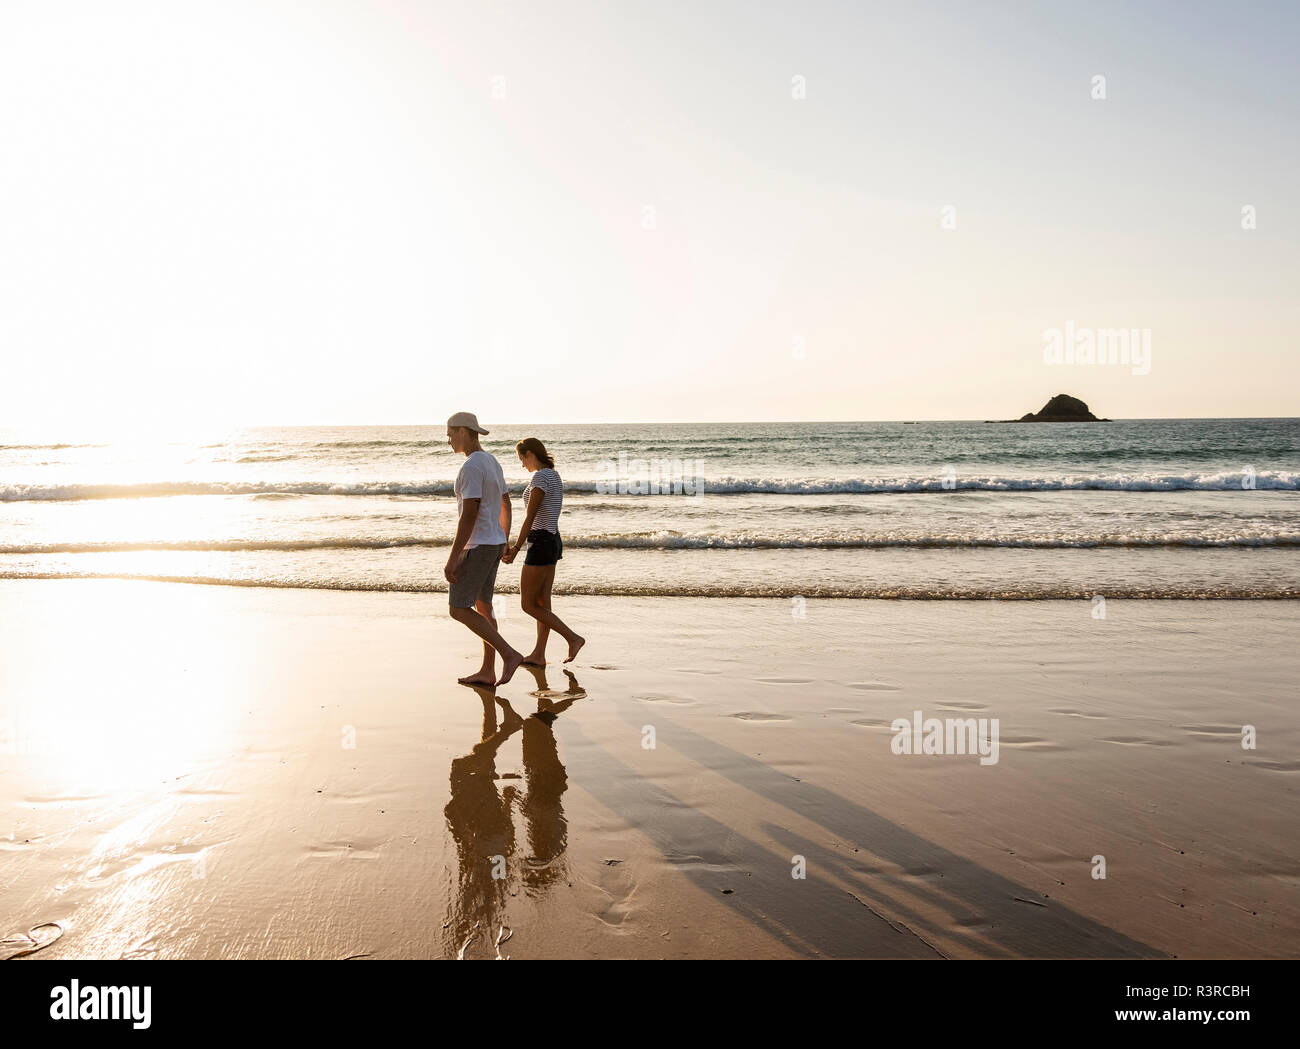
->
[5,415,1298,433]
[173,415,1300,427]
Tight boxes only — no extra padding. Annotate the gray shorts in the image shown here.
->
[448,543,505,608]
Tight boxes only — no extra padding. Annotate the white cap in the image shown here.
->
[446,411,489,435]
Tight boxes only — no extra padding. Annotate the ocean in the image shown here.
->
[1,419,1297,598]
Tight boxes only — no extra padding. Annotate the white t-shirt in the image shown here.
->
[454,450,507,548]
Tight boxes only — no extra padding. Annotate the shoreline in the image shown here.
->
[0,573,1297,599]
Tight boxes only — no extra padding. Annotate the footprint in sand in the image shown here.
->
[634,693,696,705]
[938,702,988,712]
[1050,709,1107,720]
[1101,737,1173,747]
[304,839,383,860]
[754,677,815,685]
[532,686,585,701]
[23,793,102,806]
[589,664,622,671]
[2,922,64,960]
[727,712,791,722]
[848,682,901,692]
[901,866,942,880]
[591,860,637,927]
[1181,724,1243,738]
[850,718,889,728]
[1246,759,1300,773]
[998,735,1066,751]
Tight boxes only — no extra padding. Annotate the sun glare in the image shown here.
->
[5,581,248,794]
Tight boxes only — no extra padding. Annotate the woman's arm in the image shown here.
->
[503,487,544,563]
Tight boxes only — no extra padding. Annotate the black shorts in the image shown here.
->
[524,528,563,567]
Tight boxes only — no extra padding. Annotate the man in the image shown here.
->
[444,411,524,687]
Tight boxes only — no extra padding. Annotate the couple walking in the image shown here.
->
[444,411,585,687]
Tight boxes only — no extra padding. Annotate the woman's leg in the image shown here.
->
[521,564,553,664]
[520,562,585,663]
[534,566,557,660]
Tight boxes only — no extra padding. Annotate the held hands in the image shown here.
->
[501,544,520,565]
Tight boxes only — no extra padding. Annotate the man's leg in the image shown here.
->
[449,545,517,686]
[477,545,523,686]
[449,603,524,686]
[473,597,497,679]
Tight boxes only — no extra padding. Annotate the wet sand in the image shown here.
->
[1,579,1296,959]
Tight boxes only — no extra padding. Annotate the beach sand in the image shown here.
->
[1,579,1296,959]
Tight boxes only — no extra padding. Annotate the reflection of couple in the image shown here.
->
[443,668,584,956]
[443,412,585,687]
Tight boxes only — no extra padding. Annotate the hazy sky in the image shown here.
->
[1,0,1295,430]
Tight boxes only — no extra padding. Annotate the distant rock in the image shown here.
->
[1010,394,1108,422]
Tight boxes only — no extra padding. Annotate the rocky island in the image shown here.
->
[994,394,1110,422]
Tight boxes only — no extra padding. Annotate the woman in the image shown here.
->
[502,437,585,664]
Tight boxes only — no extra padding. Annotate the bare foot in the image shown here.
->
[564,636,585,663]
[496,651,525,687]
[521,653,547,666]
[458,672,496,687]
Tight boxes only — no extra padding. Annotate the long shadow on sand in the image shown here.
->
[558,693,1163,959]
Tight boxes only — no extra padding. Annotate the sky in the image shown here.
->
[0,0,1296,430]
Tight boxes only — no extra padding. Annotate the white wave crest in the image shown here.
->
[1,470,1296,502]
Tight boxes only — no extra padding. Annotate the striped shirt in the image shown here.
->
[523,467,563,533]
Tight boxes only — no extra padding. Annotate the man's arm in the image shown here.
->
[445,498,480,581]
[500,493,512,543]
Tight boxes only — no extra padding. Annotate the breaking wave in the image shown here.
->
[2,471,1297,502]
